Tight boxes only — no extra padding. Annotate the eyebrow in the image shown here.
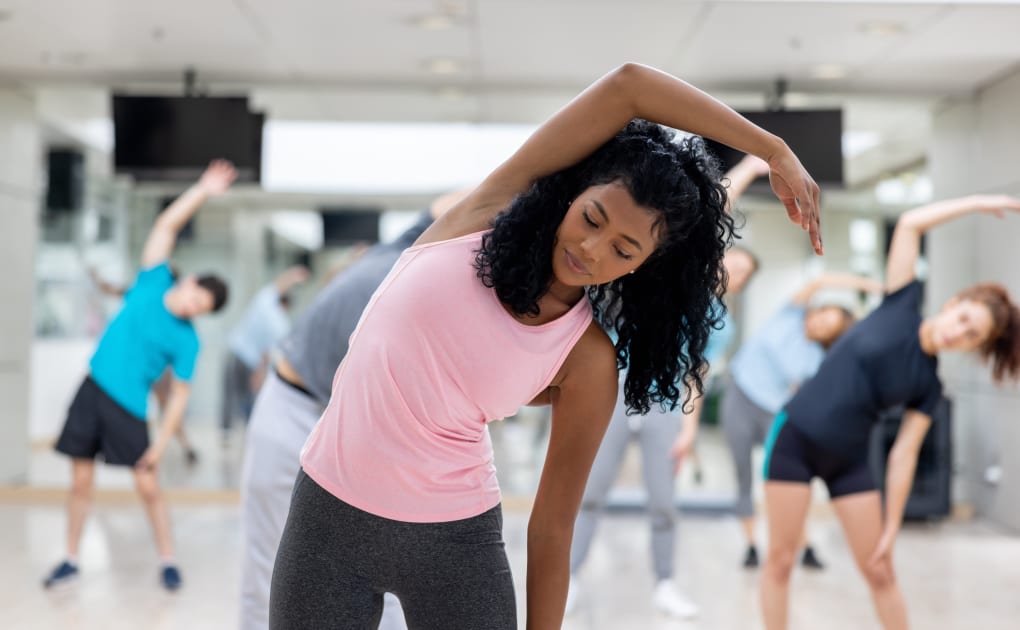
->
[591,199,645,251]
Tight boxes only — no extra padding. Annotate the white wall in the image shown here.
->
[929,67,1020,531]
[0,89,41,483]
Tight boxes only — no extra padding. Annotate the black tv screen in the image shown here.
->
[113,95,263,183]
[702,109,844,186]
[320,208,380,246]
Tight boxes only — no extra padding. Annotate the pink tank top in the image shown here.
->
[300,231,594,522]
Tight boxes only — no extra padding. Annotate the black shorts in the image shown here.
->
[763,411,875,499]
[55,376,150,466]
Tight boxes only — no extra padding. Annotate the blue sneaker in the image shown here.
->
[42,561,79,588]
[161,565,182,591]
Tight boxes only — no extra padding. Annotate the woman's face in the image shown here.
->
[552,182,661,287]
[722,249,756,295]
[804,306,847,345]
[929,298,995,353]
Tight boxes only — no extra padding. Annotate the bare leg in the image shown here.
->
[134,467,175,559]
[67,458,96,558]
[831,492,908,630]
[760,481,812,630]
[740,516,756,546]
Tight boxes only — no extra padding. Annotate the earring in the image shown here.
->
[629,270,635,274]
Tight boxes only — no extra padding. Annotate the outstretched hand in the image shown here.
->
[767,146,823,255]
[197,159,238,196]
[975,194,1020,218]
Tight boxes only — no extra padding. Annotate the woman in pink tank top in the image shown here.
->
[270,63,823,630]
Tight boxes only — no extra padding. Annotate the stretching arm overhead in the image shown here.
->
[723,154,771,213]
[791,273,885,306]
[886,195,1020,294]
[430,63,822,253]
[141,160,238,268]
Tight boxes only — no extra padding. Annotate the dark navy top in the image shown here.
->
[784,281,942,458]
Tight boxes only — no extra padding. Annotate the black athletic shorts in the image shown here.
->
[763,411,876,499]
[55,376,150,466]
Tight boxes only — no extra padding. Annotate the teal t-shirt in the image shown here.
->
[89,263,200,420]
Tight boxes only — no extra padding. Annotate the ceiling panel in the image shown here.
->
[676,1,950,84]
[476,0,708,83]
[243,0,474,81]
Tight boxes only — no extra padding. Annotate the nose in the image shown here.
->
[579,236,600,262]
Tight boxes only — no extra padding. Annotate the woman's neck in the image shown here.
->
[546,279,585,307]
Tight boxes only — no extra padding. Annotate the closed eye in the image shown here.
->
[614,246,634,261]
[583,211,598,228]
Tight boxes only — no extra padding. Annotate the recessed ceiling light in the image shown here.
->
[860,21,905,36]
[811,64,846,80]
[424,58,463,75]
[409,14,457,30]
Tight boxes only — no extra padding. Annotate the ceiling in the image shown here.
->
[4,0,1019,188]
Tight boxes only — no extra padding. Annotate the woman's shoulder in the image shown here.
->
[561,322,618,379]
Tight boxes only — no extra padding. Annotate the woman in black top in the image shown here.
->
[760,194,1020,630]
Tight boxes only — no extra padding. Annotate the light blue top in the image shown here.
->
[228,285,291,369]
[705,307,736,365]
[729,304,825,415]
[90,263,200,420]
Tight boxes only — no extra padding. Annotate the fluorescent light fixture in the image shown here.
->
[811,64,847,80]
[425,58,463,75]
[859,21,905,36]
[263,121,536,194]
[409,14,457,30]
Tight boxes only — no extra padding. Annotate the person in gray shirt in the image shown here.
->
[238,191,466,630]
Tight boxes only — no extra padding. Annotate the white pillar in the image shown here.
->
[929,69,1020,530]
[0,89,41,483]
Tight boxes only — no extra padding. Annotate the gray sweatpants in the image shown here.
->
[570,376,682,581]
[720,375,777,518]
[240,371,407,630]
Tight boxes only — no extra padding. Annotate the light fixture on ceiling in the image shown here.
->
[860,21,905,36]
[409,13,458,30]
[811,64,847,80]
[424,58,463,75]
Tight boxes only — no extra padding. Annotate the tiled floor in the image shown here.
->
[2,499,1019,630]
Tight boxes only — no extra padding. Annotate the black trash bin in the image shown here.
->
[868,397,952,521]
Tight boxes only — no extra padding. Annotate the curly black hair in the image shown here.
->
[475,119,735,414]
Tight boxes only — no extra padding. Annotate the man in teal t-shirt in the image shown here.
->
[45,161,236,593]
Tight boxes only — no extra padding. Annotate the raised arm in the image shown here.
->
[273,266,311,295]
[141,160,238,267]
[723,155,771,212]
[886,195,1020,293]
[790,273,885,306]
[439,63,821,253]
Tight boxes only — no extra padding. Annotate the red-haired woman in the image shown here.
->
[760,194,1020,630]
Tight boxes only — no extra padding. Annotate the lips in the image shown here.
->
[564,249,591,276]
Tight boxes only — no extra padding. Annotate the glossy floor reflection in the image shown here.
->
[2,501,1018,630]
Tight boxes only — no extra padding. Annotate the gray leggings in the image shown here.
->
[570,377,681,581]
[269,470,516,630]
[720,376,777,518]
